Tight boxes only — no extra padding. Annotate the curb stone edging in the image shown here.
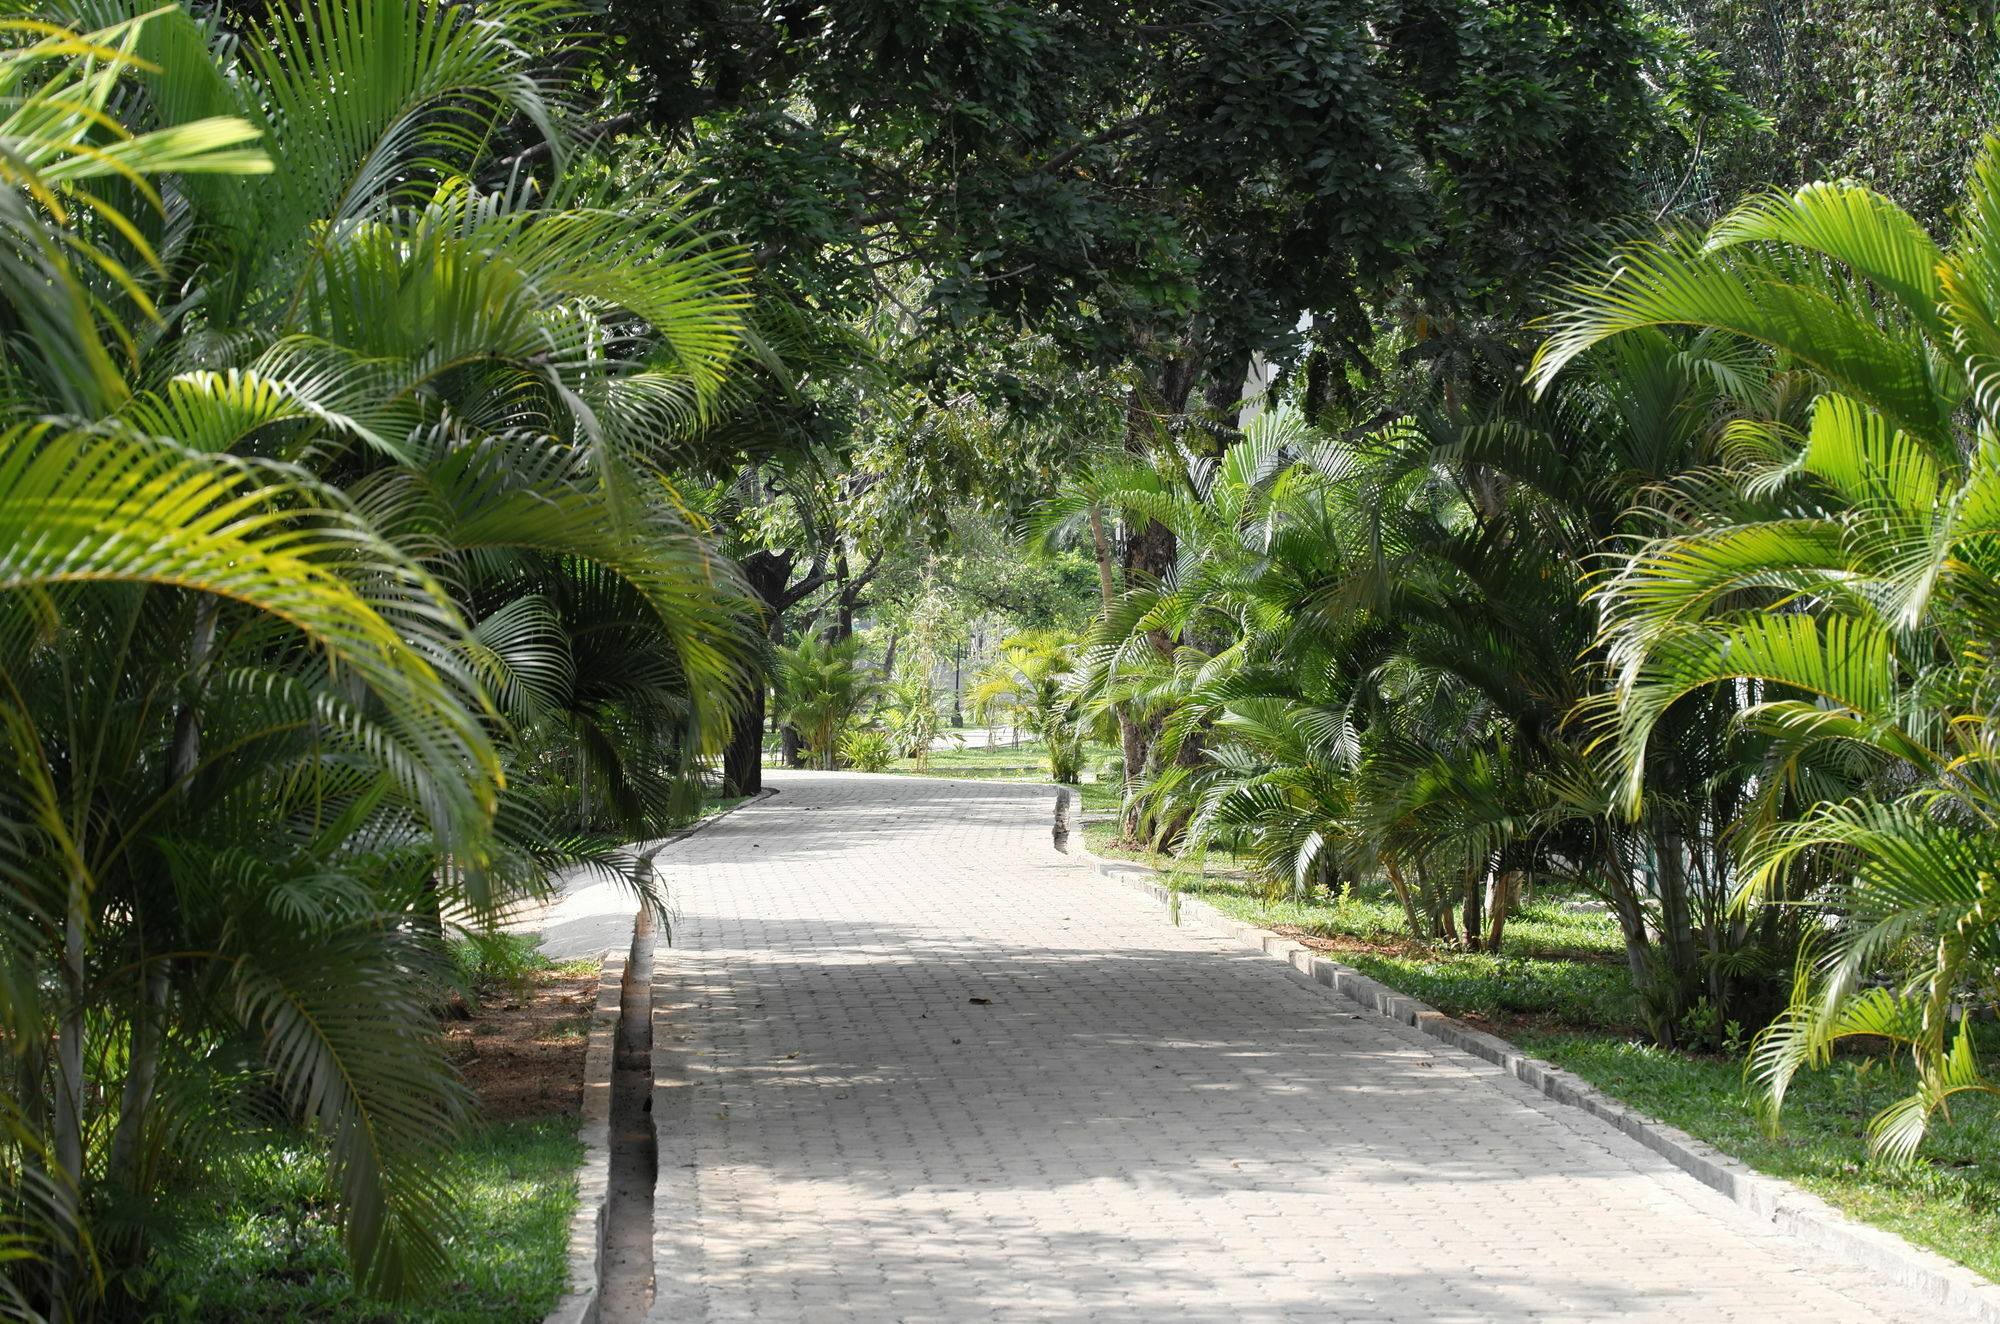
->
[541,788,778,1324]
[541,947,625,1324]
[1081,850,2000,1324]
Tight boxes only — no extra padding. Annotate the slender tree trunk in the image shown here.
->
[725,550,822,796]
[47,878,87,1307]
[1484,868,1512,953]
[1461,864,1485,952]
[107,960,168,1186]
[1425,863,1458,944]
[1087,505,1117,612]
[105,597,220,1237]
[1115,346,1202,840]
[1384,858,1429,940]
[831,547,853,642]
[1655,829,1698,1045]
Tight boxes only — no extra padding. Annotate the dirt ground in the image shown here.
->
[445,962,601,1120]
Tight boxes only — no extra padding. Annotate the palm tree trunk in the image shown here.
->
[112,596,218,1179]
[1460,863,1485,952]
[107,959,169,1187]
[1088,505,1116,611]
[1484,867,1512,953]
[1384,858,1429,939]
[50,886,87,1303]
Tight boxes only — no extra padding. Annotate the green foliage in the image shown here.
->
[615,0,1715,370]
[968,630,1087,783]
[143,1118,582,1323]
[838,726,897,773]
[445,935,573,1008]
[773,634,876,770]
[881,674,949,766]
[0,2,753,1314]
[1664,0,2000,231]
[1537,133,2000,1158]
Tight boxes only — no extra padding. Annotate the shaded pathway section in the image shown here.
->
[647,772,1933,1323]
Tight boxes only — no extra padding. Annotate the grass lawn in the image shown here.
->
[149,937,593,1320]
[840,736,1129,793]
[150,1118,582,1322]
[1082,820,2000,1283]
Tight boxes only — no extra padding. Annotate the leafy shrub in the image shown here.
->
[839,727,897,772]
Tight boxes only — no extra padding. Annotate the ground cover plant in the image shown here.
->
[143,1118,582,1324]
[140,938,598,1321]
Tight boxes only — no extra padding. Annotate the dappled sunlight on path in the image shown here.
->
[642,772,1933,1323]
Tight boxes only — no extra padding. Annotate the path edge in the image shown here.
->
[542,946,624,1324]
[1081,847,2000,1324]
[542,788,777,1324]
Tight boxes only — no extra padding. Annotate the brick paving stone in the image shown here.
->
[646,771,1944,1323]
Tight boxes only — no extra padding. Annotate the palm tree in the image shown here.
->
[1532,137,2000,1157]
[1059,347,1810,1043]
[0,2,757,1312]
[968,631,1088,782]
[0,11,269,416]
[773,634,876,769]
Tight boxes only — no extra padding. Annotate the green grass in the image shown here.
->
[1100,835,1641,1031]
[1516,1030,2000,1282]
[148,1117,582,1322]
[1072,779,1121,813]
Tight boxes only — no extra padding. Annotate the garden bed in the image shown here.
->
[150,945,596,1321]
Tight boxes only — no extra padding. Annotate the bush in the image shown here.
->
[839,727,897,771]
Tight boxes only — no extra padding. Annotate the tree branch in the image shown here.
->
[1040,114,1154,175]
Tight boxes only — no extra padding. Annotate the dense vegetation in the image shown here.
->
[0,3,751,1316]
[7,0,2000,1315]
[1062,137,2000,1164]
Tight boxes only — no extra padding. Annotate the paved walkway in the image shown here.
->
[645,772,1934,1323]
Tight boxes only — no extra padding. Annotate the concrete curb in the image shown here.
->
[1082,850,2000,1324]
[542,788,777,1324]
[541,947,625,1324]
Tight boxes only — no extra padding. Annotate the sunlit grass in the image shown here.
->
[152,1118,581,1321]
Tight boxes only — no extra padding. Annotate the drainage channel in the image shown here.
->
[598,908,657,1321]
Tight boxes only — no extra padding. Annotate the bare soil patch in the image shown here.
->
[1267,923,1435,959]
[445,962,600,1121]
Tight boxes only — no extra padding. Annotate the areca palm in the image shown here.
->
[1532,135,2000,1157]
[1058,339,1809,1044]
[0,12,268,414]
[968,630,1087,782]
[0,2,756,1313]
[0,435,502,1311]
[774,634,874,769]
